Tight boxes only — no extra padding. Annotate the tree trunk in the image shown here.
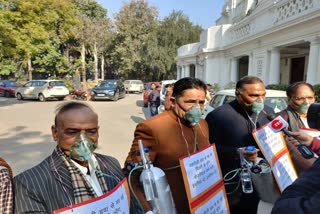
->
[28,57,32,81]
[81,42,86,82]
[101,56,105,80]
[94,42,98,82]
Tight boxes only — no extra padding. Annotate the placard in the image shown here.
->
[54,178,130,214]
[252,116,298,192]
[179,145,229,214]
[299,127,320,137]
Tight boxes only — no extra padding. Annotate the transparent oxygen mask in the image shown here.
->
[69,132,97,161]
[185,103,203,126]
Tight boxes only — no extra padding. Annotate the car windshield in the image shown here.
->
[49,81,65,86]
[99,81,117,88]
[4,81,17,87]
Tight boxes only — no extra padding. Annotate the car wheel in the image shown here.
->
[113,91,119,101]
[38,94,46,102]
[16,93,23,100]
[4,91,10,98]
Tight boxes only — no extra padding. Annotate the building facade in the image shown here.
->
[176,0,320,88]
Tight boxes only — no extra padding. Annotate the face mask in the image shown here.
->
[69,132,97,161]
[297,102,310,114]
[185,104,203,126]
[251,99,264,114]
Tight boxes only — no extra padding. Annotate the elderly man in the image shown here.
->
[205,76,275,214]
[14,101,143,213]
[124,77,210,214]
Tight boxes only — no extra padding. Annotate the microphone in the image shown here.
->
[265,112,315,159]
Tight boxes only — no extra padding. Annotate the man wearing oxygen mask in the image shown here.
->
[14,101,143,213]
[205,76,275,214]
[124,77,210,214]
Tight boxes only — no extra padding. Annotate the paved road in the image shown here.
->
[0,94,151,175]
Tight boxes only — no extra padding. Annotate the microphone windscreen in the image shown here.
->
[307,103,320,130]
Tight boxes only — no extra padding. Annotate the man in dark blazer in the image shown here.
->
[14,101,143,214]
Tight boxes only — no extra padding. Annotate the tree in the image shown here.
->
[157,10,203,79]
[112,0,159,80]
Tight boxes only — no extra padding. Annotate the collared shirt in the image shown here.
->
[71,156,103,196]
[0,166,13,214]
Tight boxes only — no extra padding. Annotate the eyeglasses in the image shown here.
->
[293,96,316,101]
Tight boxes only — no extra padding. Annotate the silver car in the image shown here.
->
[15,80,69,102]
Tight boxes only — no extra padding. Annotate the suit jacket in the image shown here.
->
[124,110,210,214]
[14,150,143,214]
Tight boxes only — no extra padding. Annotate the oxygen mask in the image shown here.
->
[69,132,97,161]
[185,103,203,126]
[251,99,264,114]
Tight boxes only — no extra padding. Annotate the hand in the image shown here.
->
[145,211,154,214]
[238,147,260,163]
[286,131,314,147]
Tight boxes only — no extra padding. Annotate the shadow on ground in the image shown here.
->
[0,127,55,176]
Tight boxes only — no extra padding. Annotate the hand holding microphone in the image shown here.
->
[265,112,315,159]
[286,131,314,147]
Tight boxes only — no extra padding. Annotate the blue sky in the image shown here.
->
[95,0,224,29]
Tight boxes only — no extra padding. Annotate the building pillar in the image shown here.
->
[176,66,181,79]
[307,39,320,84]
[230,58,238,82]
[185,65,190,77]
[248,53,253,75]
[269,48,280,84]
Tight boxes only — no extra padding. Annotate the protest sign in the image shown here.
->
[252,116,298,192]
[54,178,130,214]
[179,145,229,214]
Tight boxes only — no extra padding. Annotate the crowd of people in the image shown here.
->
[1,76,319,214]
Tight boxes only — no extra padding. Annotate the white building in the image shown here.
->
[176,0,320,88]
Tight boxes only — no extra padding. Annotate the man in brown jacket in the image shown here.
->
[124,77,210,214]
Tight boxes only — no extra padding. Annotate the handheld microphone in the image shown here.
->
[265,112,314,159]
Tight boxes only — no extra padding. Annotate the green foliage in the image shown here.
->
[0,0,203,83]
[266,84,289,91]
[224,81,236,89]
[0,59,16,76]
[313,84,320,103]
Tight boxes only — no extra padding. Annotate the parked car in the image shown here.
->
[15,80,69,101]
[0,80,18,97]
[91,79,126,101]
[124,80,144,93]
[143,81,160,107]
[202,89,288,118]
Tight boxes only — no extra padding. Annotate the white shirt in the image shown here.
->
[71,155,103,196]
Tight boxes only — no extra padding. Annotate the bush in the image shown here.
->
[265,84,288,91]
[313,84,320,103]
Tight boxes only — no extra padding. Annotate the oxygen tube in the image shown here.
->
[137,140,177,214]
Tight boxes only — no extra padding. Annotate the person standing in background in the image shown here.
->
[148,84,161,116]
[278,81,317,174]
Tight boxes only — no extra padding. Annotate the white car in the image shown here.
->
[15,80,69,101]
[124,80,144,93]
[202,89,288,118]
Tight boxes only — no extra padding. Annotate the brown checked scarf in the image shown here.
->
[56,147,109,204]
